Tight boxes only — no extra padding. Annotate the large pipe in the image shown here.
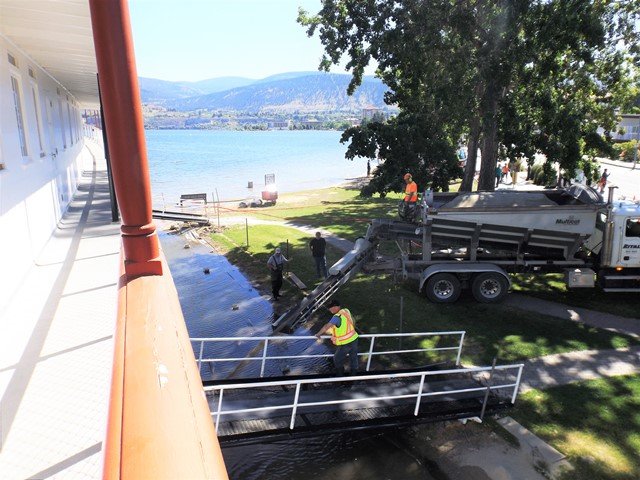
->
[89,0,161,277]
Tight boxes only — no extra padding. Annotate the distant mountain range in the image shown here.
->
[139,72,391,113]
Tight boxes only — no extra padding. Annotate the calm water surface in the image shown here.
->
[161,232,441,480]
[146,129,369,204]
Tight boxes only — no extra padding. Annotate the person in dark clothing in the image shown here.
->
[267,247,289,300]
[309,231,328,278]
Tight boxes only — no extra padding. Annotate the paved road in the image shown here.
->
[598,160,640,200]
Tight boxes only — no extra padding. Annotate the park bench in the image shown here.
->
[180,193,207,205]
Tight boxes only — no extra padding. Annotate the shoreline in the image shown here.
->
[146,129,370,205]
[154,175,373,212]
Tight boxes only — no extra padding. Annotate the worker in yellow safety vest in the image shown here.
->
[315,299,359,376]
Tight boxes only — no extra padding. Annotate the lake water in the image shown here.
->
[145,129,369,204]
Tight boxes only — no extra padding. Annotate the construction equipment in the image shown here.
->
[272,236,377,330]
[401,185,640,302]
[274,184,640,330]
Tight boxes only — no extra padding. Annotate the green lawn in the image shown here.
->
[511,375,640,480]
[210,190,640,479]
[512,273,640,319]
[211,223,637,366]
[225,185,640,321]
[234,187,402,239]
[211,223,347,292]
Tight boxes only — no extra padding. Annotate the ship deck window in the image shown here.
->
[10,76,28,157]
[58,97,67,148]
[31,85,45,156]
[66,102,75,144]
[625,218,640,238]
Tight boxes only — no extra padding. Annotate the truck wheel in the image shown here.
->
[424,273,462,303]
[471,273,509,303]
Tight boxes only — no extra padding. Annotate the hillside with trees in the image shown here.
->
[165,73,388,113]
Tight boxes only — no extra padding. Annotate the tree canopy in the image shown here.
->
[298,0,640,194]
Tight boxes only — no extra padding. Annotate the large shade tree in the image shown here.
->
[299,0,639,194]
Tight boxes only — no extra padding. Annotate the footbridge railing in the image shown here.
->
[203,362,525,440]
[191,331,466,378]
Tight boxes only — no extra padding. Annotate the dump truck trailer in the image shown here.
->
[379,184,640,303]
[274,185,640,330]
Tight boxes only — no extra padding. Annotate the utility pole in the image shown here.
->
[633,116,639,170]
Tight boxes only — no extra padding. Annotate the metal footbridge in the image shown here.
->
[151,208,210,225]
[191,332,524,445]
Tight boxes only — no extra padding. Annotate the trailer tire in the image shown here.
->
[424,273,462,303]
[471,272,509,303]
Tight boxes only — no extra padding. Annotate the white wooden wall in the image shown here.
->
[0,35,88,312]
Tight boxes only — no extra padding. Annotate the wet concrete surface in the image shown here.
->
[160,229,443,480]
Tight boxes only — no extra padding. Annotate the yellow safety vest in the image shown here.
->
[330,308,359,346]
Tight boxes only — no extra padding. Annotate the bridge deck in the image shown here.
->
[152,209,209,225]
[206,368,518,445]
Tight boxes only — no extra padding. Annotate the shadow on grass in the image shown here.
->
[337,277,638,366]
[512,273,640,319]
[512,375,640,480]
[213,224,638,366]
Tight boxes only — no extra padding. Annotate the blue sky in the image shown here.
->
[129,0,347,81]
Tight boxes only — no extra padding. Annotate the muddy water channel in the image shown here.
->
[161,231,444,480]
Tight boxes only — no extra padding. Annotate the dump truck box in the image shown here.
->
[423,186,604,261]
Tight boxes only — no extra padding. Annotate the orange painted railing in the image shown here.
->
[104,253,228,479]
[88,0,229,477]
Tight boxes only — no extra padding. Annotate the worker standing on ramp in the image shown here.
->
[315,299,359,376]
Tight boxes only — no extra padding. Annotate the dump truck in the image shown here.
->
[273,185,640,330]
[379,184,640,303]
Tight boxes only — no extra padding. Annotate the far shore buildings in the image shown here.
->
[362,106,383,121]
[298,118,322,129]
[267,119,291,129]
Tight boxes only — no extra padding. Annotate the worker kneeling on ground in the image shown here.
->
[315,299,359,376]
[399,173,418,221]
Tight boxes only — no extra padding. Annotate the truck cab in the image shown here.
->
[597,202,640,292]
[610,204,640,268]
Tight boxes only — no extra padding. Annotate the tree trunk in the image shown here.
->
[479,119,498,191]
[478,85,500,191]
[460,116,481,192]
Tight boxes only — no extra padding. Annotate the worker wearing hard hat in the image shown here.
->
[403,173,418,203]
[400,173,419,221]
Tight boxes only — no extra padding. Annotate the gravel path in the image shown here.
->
[519,346,640,392]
